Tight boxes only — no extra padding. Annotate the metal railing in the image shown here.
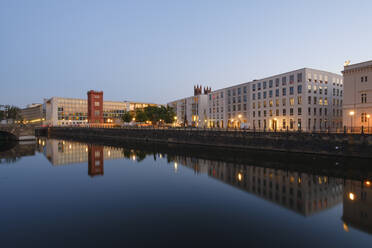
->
[43,124,372,135]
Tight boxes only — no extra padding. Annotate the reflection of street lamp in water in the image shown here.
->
[349,111,354,132]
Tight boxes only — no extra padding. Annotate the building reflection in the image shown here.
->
[88,145,104,177]
[174,156,344,217]
[342,179,372,234]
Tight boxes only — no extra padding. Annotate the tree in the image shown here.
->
[135,109,148,122]
[121,111,133,123]
[144,106,161,124]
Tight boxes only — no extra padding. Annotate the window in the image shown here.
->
[243,95,247,102]
[243,86,247,94]
[251,85,255,92]
[298,96,302,105]
[252,102,256,109]
[290,108,294,116]
[308,107,311,115]
[258,83,261,90]
[263,92,267,99]
[238,88,241,95]
[258,92,261,100]
[94,110,100,116]
[94,101,100,106]
[276,109,279,116]
[264,101,267,108]
[275,89,279,97]
[308,96,311,104]
[324,98,328,105]
[283,119,286,128]
[233,89,236,96]
[290,98,294,106]
[361,113,368,123]
[297,85,302,94]
[269,90,273,98]
[283,109,286,116]
[263,81,267,89]
[221,92,224,98]
[282,77,287,85]
[289,75,294,83]
[362,93,367,103]
[282,88,287,96]
[313,85,317,94]
[269,80,273,88]
[319,98,323,105]
[282,98,286,106]
[269,100,273,107]
[276,99,279,107]
[252,93,256,100]
[297,73,303,82]
[314,97,317,105]
[275,78,279,87]
[361,76,368,82]
[290,87,294,95]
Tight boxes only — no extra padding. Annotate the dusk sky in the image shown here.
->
[1,0,371,107]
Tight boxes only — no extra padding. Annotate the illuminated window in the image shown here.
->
[290,98,294,106]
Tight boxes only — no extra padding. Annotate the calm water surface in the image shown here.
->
[1,138,372,247]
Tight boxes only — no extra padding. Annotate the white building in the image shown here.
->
[207,68,343,131]
[342,60,372,132]
[168,86,210,127]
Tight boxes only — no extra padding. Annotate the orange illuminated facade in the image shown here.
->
[87,90,103,123]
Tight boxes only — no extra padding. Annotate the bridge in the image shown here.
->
[0,124,36,141]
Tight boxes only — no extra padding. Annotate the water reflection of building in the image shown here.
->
[342,179,372,234]
[41,139,124,166]
[175,156,343,216]
[88,145,104,177]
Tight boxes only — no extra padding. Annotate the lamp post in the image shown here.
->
[367,114,371,134]
[238,114,242,129]
[349,111,354,133]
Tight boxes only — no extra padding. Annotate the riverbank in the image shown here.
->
[37,126,372,158]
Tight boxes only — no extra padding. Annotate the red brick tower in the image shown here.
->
[88,145,104,177]
[87,90,103,123]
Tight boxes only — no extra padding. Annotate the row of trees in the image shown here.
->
[0,105,22,121]
[122,106,176,124]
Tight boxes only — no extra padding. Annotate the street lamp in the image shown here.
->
[349,111,354,133]
[367,114,370,134]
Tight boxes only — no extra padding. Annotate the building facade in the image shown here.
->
[44,97,157,126]
[342,60,372,132]
[168,85,210,127]
[20,103,45,124]
[206,68,343,131]
[87,90,103,123]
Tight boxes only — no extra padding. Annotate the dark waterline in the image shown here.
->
[1,138,372,248]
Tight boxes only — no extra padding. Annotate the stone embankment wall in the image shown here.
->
[38,127,372,158]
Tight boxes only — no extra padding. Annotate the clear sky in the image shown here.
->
[1,0,371,107]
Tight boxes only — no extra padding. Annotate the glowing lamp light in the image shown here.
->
[238,114,242,118]
[343,223,349,232]
[237,173,243,182]
[349,192,355,201]
[349,111,355,116]
[365,180,371,187]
